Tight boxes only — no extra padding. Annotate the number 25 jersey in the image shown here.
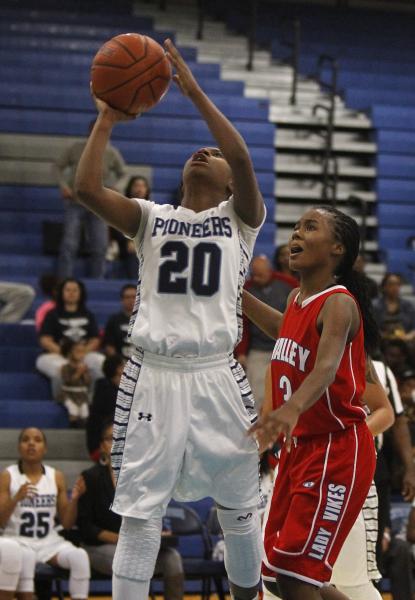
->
[3,464,59,542]
[270,286,367,437]
[128,197,264,357]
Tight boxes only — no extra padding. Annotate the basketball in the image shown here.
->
[91,33,172,115]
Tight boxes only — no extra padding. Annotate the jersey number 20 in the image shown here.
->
[158,241,221,297]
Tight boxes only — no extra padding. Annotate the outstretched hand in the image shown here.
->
[248,402,300,453]
[90,83,139,122]
[164,38,201,98]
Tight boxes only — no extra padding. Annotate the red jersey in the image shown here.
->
[270,285,367,437]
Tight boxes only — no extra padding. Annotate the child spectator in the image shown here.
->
[58,339,91,428]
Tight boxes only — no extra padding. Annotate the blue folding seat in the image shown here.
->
[0,234,42,253]
[386,250,415,282]
[346,88,415,110]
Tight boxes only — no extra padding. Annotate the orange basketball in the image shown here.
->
[91,33,172,115]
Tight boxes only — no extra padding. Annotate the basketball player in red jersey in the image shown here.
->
[243,207,381,600]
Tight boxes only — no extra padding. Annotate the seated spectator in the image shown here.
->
[0,536,36,599]
[36,278,104,398]
[235,255,292,412]
[110,175,151,279]
[86,354,125,460]
[353,253,379,300]
[373,273,415,342]
[397,368,415,448]
[103,284,136,359]
[0,428,90,600]
[35,273,59,333]
[0,281,35,323]
[57,339,91,428]
[78,422,184,600]
[381,338,414,377]
[272,243,298,288]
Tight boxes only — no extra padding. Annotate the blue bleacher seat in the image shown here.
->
[0,400,69,428]
[0,347,40,372]
[372,105,415,130]
[0,373,51,400]
[0,324,38,346]
[377,154,415,179]
[377,130,415,154]
[378,228,414,250]
[377,178,415,203]
[377,204,415,228]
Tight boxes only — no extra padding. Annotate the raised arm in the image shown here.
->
[164,39,264,228]
[242,288,297,340]
[75,97,141,238]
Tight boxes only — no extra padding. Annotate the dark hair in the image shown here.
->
[120,284,136,298]
[39,273,59,298]
[381,272,402,289]
[318,206,380,356]
[56,278,87,312]
[18,428,47,445]
[60,337,83,358]
[100,418,114,441]
[273,244,289,271]
[103,354,124,380]
[125,175,151,200]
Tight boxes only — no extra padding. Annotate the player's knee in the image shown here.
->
[16,546,36,594]
[159,547,184,577]
[229,581,260,600]
[113,515,162,581]
[0,538,22,591]
[59,546,91,580]
[216,506,263,589]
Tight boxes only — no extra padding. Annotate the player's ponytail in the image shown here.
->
[318,206,380,355]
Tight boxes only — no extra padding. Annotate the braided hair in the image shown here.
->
[317,206,380,355]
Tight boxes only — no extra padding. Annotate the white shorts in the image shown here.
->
[330,482,381,586]
[111,350,261,519]
[14,533,74,563]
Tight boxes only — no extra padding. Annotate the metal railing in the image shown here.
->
[312,54,339,204]
[348,194,368,253]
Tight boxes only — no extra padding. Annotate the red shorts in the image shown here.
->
[262,422,376,587]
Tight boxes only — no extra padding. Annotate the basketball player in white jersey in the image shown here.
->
[75,39,266,600]
[0,428,90,599]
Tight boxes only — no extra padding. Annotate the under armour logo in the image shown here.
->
[138,412,152,421]
[237,512,252,521]
[303,481,315,488]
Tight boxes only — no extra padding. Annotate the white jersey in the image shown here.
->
[3,464,59,542]
[128,197,263,357]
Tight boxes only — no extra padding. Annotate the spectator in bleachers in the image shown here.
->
[86,354,125,460]
[397,368,415,449]
[35,273,58,333]
[373,273,415,342]
[353,253,379,300]
[35,278,104,398]
[382,338,414,377]
[272,243,298,289]
[236,255,292,412]
[57,338,91,429]
[0,281,35,323]
[103,284,136,359]
[78,421,184,600]
[0,427,90,600]
[53,119,126,279]
[0,537,36,599]
[109,175,151,279]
